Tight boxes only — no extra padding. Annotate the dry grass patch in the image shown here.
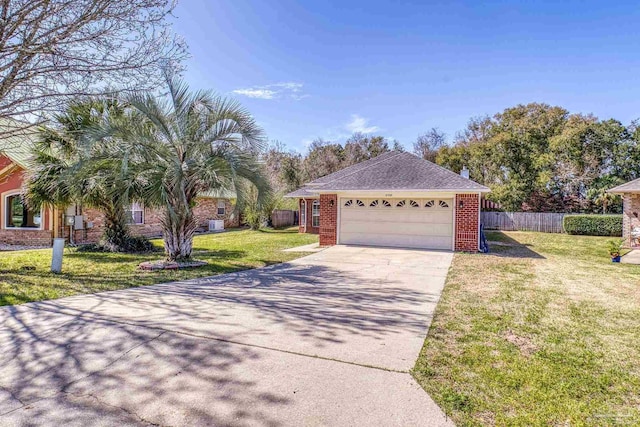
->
[413,231,640,426]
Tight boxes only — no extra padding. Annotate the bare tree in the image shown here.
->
[0,0,187,138]
[413,128,446,162]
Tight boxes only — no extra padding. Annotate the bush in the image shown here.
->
[563,214,623,236]
[77,235,155,253]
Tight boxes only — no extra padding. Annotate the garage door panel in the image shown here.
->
[341,209,451,224]
[341,221,452,236]
[339,198,454,250]
[339,232,452,250]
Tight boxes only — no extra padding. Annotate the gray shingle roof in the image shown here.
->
[285,151,489,197]
[0,118,37,168]
[608,178,640,193]
[285,186,318,198]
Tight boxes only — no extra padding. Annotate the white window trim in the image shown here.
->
[3,190,44,231]
[300,199,307,232]
[130,203,144,225]
[217,200,226,215]
[312,200,320,227]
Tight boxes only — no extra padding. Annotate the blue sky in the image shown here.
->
[171,1,640,152]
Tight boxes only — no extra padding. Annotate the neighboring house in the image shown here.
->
[286,151,490,251]
[608,179,640,247]
[0,142,238,247]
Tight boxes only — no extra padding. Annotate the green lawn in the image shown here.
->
[413,231,640,426]
[0,228,317,306]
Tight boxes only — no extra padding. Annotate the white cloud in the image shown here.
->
[346,114,379,134]
[232,89,277,99]
[233,82,307,100]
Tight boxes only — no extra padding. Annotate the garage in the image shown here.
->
[339,197,453,250]
[286,151,489,252]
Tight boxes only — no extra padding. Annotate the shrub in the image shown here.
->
[563,214,623,236]
[607,239,624,257]
[77,235,155,253]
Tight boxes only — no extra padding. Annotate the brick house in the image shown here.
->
[286,151,490,252]
[0,145,238,247]
[608,179,640,248]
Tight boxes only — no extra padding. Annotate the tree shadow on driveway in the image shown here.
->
[0,258,445,425]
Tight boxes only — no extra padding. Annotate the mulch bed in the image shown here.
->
[138,260,207,271]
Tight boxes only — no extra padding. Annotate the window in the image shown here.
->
[356,199,365,207]
[344,199,353,207]
[439,200,449,208]
[409,200,420,208]
[217,200,226,215]
[5,193,41,229]
[129,203,144,225]
[425,200,435,208]
[396,200,406,207]
[382,200,391,207]
[369,200,379,207]
[312,200,320,227]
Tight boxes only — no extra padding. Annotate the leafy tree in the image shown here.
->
[343,132,390,166]
[26,99,145,251]
[302,139,344,181]
[587,175,623,214]
[413,128,446,162]
[0,0,187,138]
[98,76,270,261]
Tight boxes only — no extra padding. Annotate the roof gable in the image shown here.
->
[287,151,489,197]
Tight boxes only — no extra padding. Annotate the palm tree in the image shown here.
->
[102,76,270,261]
[26,99,143,251]
[587,175,623,214]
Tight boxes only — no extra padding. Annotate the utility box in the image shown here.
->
[73,215,85,230]
[209,220,224,232]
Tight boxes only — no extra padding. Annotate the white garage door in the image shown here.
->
[339,198,453,250]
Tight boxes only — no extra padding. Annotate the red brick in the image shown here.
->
[319,194,337,246]
[454,194,479,252]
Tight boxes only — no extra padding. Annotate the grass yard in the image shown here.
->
[0,227,317,306]
[414,231,640,426]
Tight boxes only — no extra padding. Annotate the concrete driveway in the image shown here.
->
[0,245,454,426]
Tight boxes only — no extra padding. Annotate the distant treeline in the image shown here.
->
[263,103,638,214]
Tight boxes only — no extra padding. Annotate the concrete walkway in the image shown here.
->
[621,249,640,264]
[0,246,454,426]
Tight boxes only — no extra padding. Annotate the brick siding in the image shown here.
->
[454,193,479,252]
[61,198,237,245]
[623,194,640,247]
[0,229,52,246]
[319,194,337,246]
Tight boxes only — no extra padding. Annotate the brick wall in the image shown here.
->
[319,194,337,246]
[455,193,479,252]
[192,198,239,230]
[64,198,237,245]
[0,229,52,246]
[298,198,319,234]
[0,159,54,246]
[623,194,640,247]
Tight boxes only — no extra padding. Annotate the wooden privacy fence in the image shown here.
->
[481,212,566,233]
[271,209,296,228]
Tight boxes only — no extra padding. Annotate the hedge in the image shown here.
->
[563,214,623,236]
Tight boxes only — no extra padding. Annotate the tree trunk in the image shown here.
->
[162,205,197,261]
[102,204,132,252]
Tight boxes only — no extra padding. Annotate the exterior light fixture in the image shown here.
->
[459,200,464,209]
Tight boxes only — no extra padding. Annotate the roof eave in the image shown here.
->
[314,187,491,194]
